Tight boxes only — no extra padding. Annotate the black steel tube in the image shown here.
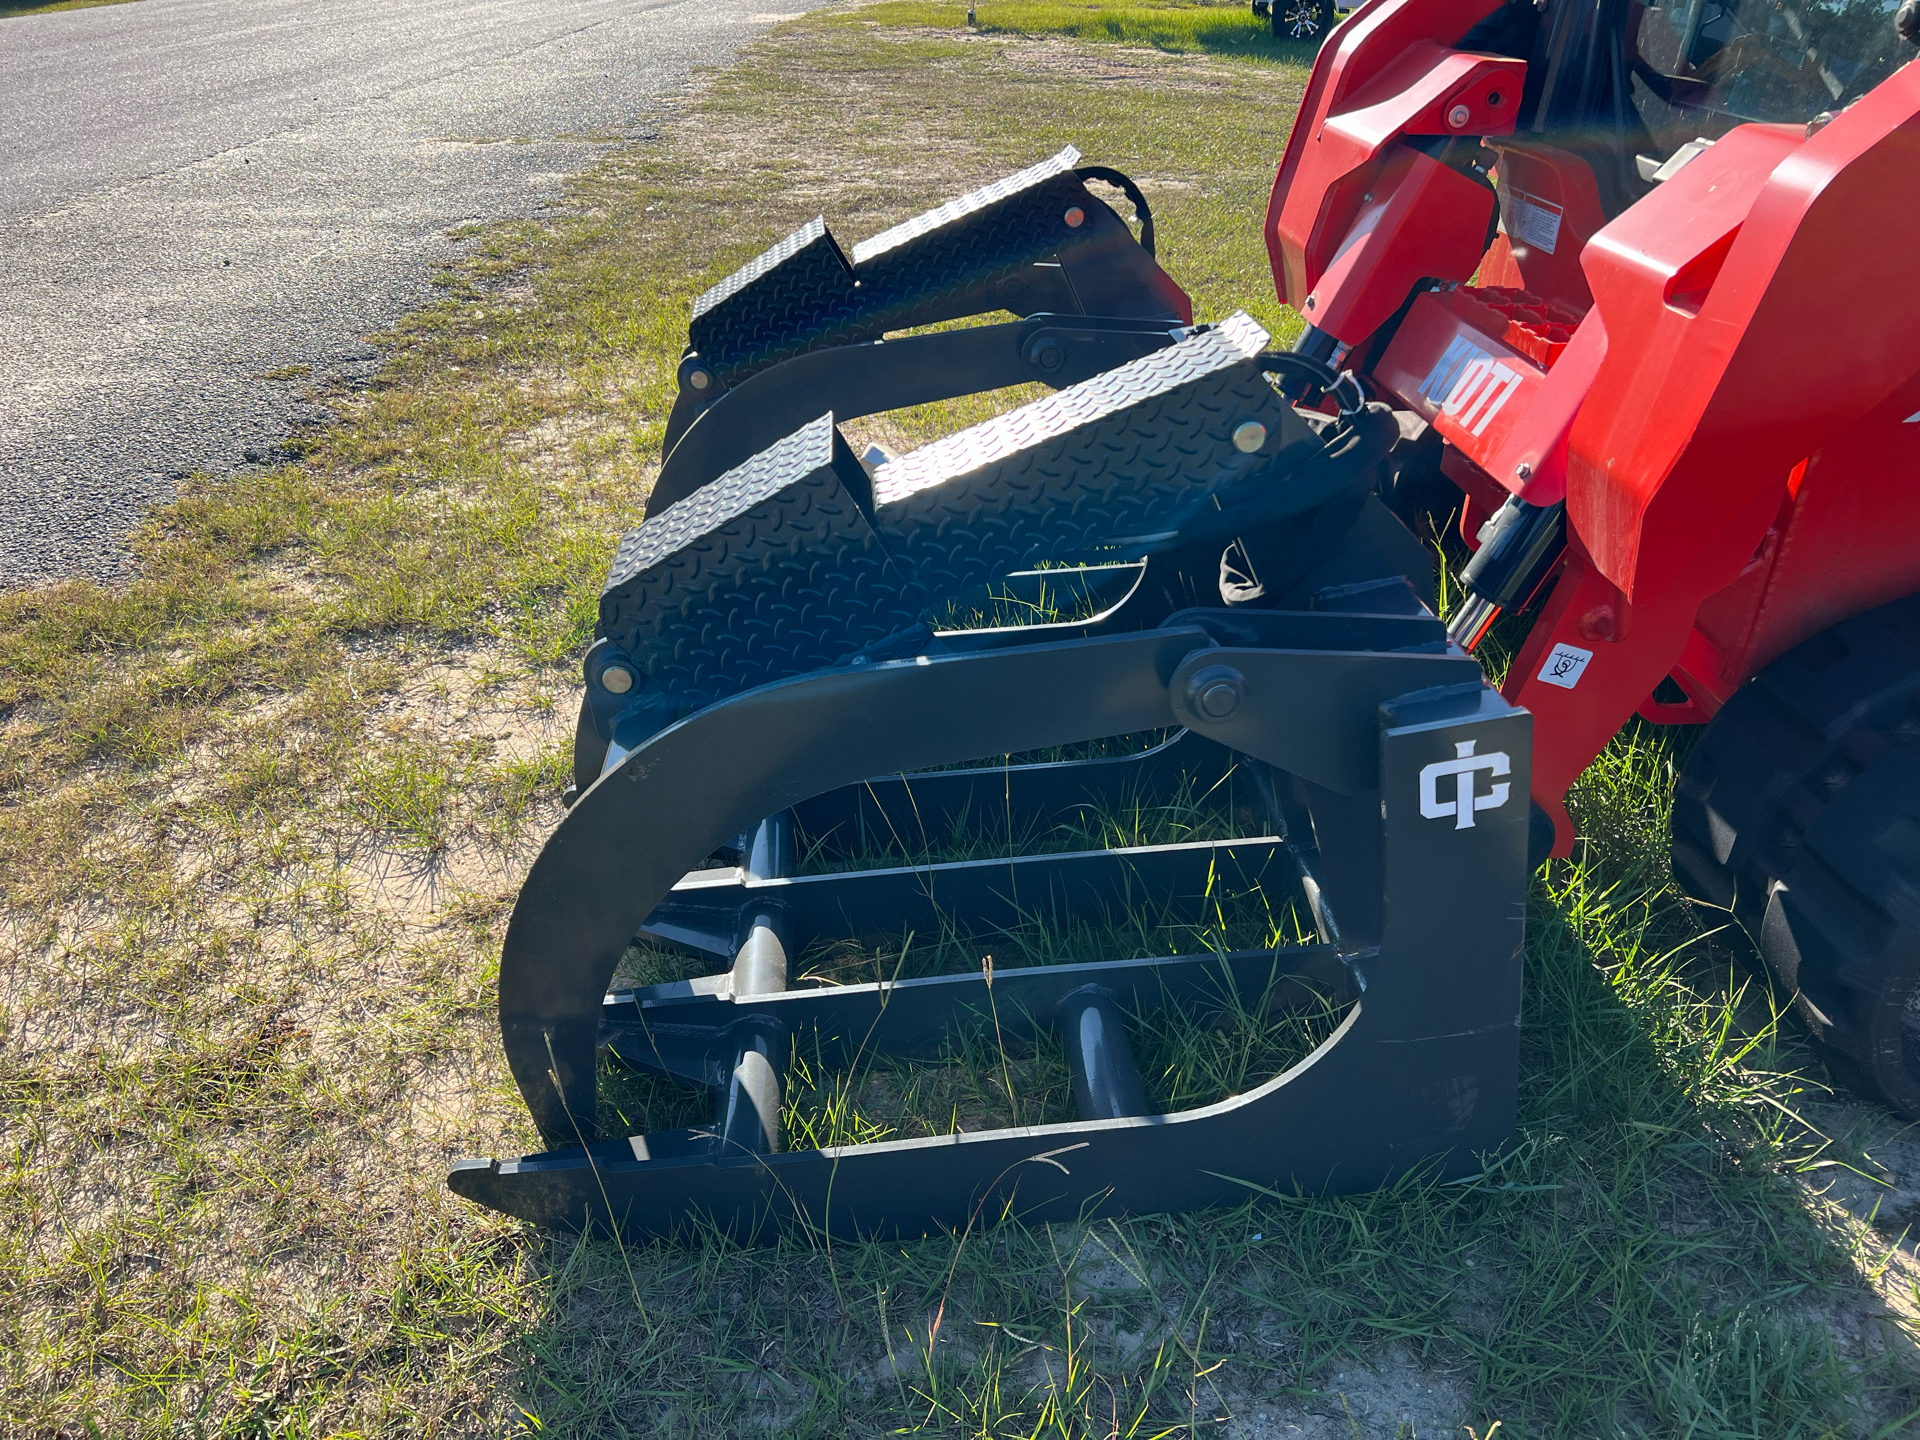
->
[731,911,790,997]
[716,1019,785,1155]
[716,816,795,1154]
[1459,497,1567,612]
[1056,985,1150,1120]
[742,812,796,883]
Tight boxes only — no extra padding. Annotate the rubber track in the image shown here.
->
[598,312,1306,719]
[1672,593,1920,1113]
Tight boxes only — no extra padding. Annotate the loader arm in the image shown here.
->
[1266,0,1522,357]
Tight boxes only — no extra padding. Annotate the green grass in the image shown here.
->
[0,0,137,16]
[865,0,1327,63]
[3,3,1919,1435]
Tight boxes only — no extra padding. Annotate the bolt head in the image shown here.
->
[1447,103,1472,128]
[1198,682,1241,721]
[688,369,711,391]
[1232,421,1268,454]
[1515,462,1533,480]
[1028,336,1066,373]
[1183,665,1246,723]
[601,665,635,695]
[1064,206,1085,228]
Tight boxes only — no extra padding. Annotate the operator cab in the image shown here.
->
[1479,0,1913,213]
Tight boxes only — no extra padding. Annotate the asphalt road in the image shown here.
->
[0,0,813,586]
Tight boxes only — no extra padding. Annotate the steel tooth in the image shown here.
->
[682,147,1109,387]
[848,145,1082,268]
[846,145,1087,317]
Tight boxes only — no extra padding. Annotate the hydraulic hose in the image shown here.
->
[1256,351,1365,416]
[1075,165,1157,257]
[1146,401,1399,556]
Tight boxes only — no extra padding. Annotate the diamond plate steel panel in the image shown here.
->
[599,415,923,710]
[599,315,1324,719]
[871,313,1292,592]
[686,219,862,385]
[849,146,1090,326]
[682,150,1102,387]
[849,148,1082,265]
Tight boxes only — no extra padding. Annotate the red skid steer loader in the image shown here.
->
[449,0,1920,1239]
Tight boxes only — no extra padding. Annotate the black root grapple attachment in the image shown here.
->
[450,308,1533,1242]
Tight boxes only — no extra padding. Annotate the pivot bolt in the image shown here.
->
[1232,421,1267,454]
[1064,206,1086,228]
[1183,665,1246,723]
[1515,462,1533,481]
[601,664,635,695]
[1447,103,1472,129]
[688,368,712,391]
[1027,335,1067,373]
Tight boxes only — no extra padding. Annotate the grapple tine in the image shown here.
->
[455,628,1528,1236]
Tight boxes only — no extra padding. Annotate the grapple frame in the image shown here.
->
[451,148,1533,1241]
[452,612,1530,1239]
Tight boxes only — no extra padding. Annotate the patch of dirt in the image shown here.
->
[1,699,61,739]
[339,836,521,929]
[881,27,1241,89]
[1218,1344,1475,1438]
[1793,1094,1920,1369]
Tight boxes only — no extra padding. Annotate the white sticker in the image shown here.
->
[1441,356,1526,437]
[1537,643,1593,690]
[1418,334,1487,407]
[1502,186,1564,256]
[1419,740,1512,830]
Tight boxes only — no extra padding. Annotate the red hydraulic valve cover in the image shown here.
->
[1372,285,1585,485]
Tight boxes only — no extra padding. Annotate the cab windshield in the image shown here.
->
[1630,0,1909,128]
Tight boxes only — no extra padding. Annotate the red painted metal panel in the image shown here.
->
[1480,142,1608,311]
[1300,150,1497,344]
[1735,371,1920,679]
[1371,287,1596,485]
[1265,0,1511,309]
[1569,71,1920,607]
